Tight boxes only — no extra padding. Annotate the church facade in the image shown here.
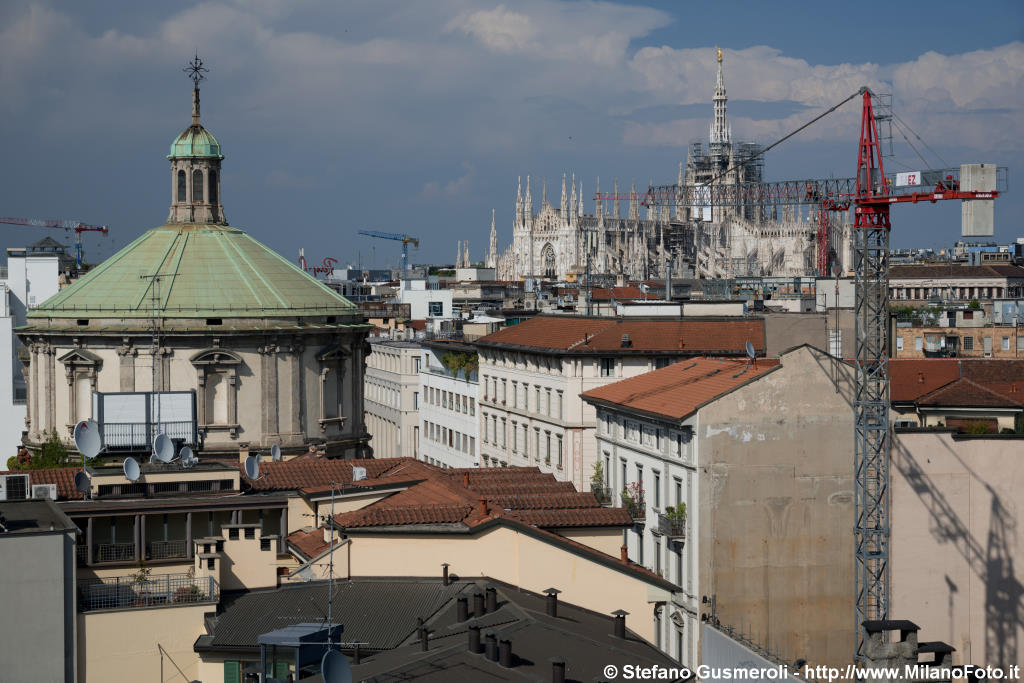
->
[488,50,852,282]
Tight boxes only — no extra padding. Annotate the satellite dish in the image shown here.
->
[352,466,367,482]
[244,454,260,480]
[74,471,91,495]
[745,340,756,360]
[149,453,159,465]
[73,420,102,460]
[123,458,140,483]
[320,649,352,683]
[271,444,282,461]
[180,446,194,466]
[153,433,173,463]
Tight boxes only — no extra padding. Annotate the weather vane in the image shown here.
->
[184,53,208,88]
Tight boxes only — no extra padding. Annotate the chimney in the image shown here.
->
[550,656,566,683]
[442,562,450,586]
[498,638,512,667]
[420,627,429,651]
[543,587,561,618]
[352,643,361,665]
[477,498,488,517]
[620,544,628,563]
[463,472,470,487]
[612,609,629,639]
[473,591,486,616]
[485,585,498,613]
[468,624,483,654]
[484,632,498,661]
[457,596,469,622]
[918,371,925,384]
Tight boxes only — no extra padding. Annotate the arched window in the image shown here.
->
[192,169,204,203]
[177,170,186,202]
[208,170,218,204]
[543,244,556,279]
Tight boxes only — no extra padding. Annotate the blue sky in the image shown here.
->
[0,0,1021,268]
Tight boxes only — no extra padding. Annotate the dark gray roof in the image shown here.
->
[0,499,78,536]
[203,579,469,651]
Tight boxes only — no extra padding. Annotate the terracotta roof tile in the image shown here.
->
[477,316,765,354]
[486,492,601,510]
[508,507,633,527]
[28,468,84,500]
[582,356,780,420]
[285,528,339,560]
[889,359,961,402]
[890,359,1024,406]
[336,504,474,528]
[245,457,408,491]
[917,377,1022,408]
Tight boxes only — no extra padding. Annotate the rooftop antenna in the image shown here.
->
[327,480,337,651]
[139,273,163,431]
[123,457,141,483]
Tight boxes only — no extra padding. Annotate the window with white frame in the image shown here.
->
[600,357,615,377]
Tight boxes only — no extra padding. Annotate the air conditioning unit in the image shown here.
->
[0,474,30,501]
[31,484,58,501]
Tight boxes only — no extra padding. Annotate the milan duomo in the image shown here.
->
[486,50,854,282]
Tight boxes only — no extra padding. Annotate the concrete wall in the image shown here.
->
[77,603,208,683]
[344,524,672,643]
[891,431,1024,667]
[698,345,856,667]
[0,530,76,682]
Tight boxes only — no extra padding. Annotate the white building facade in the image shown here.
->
[398,278,454,320]
[364,340,422,459]
[418,342,479,468]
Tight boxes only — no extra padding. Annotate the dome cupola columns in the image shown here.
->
[168,54,227,225]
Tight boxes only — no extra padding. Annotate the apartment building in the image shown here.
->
[364,340,422,459]
[418,340,479,468]
[889,263,1024,303]
[582,345,857,667]
[474,315,765,491]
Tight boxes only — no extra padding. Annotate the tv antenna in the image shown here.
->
[139,273,164,430]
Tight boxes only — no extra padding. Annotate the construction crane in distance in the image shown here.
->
[0,217,109,268]
[357,230,420,275]
[601,87,1004,662]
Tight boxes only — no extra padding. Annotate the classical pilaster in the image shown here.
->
[287,339,305,439]
[258,342,279,441]
[117,340,136,392]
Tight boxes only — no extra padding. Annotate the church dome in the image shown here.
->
[27,223,358,325]
[169,124,223,159]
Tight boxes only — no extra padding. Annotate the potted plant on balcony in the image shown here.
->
[662,503,687,538]
[173,566,202,603]
[131,559,153,607]
[620,481,646,521]
[590,461,611,505]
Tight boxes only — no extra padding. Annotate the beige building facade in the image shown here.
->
[364,339,422,459]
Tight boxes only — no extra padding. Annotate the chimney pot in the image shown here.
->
[477,498,488,517]
[485,585,498,613]
[442,562,450,586]
[352,643,361,665]
[620,544,628,563]
[473,591,486,616]
[457,596,469,622]
[420,626,429,651]
[612,609,629,639]
[463,472,470,487]
[550,657,567,683]
[468,624,483,654]
[498,638,512,667]
[484,632,498,661]
[543,587,561,618]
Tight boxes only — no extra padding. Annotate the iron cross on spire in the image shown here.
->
[184,53,208,89]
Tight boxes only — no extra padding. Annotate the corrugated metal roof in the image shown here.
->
[27,223,356,320]
[208,579,470,650]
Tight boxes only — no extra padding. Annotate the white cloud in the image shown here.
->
[421,162,476,199]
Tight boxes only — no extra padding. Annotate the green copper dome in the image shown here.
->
[26,223,357,321]
[169,124,223,159]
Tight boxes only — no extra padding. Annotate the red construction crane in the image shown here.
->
[0,217,109,268]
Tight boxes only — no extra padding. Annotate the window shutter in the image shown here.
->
[223,660,240,683]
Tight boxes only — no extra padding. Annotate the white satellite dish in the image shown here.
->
[745,340,756,360]
[180,446,194,467]
[352,466,367,482]
[149,453,159,465]
[271,444,282,461]
[123,458,140,483]
[153,433,174,463]
[74,471,91,495]
[321,649,353,683]
[73,420,102,460]
[243,454,261,480]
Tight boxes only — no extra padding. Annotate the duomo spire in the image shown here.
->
[168,54,226,225]
[710,46,731,145]
[487,209,498,268]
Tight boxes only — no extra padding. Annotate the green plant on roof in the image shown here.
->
[664,502,687,521]
[441,351,477,380]
[7,429,69,470]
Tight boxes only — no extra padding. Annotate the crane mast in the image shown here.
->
[0,217,109,268]
[357,230,420,275]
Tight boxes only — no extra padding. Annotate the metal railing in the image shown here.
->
[148,540,188,560]
[95,543,136,563]
[591,487,613,507]
[657,513,687,540]
[623,497,646,522]
[78,573,218,612]
[102,421,195,450]
[76,544,89,566]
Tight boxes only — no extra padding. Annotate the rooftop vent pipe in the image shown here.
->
[484,632,498,661]
[420,627,429,651]
[468,624,483,653]
[543,587,561,618]
[473,591,486,616]
[457,596,469,622]
[612,609,629,639]
[551,656,566,683]
[442,562,450,585]
[499,638,512,668]
[485,585,498,613]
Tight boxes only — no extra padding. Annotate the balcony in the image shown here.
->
[623,497,646,522]
[78,572,219,612]
[657,513,687,541]
[94,542,136,563]
[147,539,188,560]
[591,487,613,507]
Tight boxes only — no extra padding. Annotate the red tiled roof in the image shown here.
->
[508,508,633,527]
[477,316,765,354]
[336,504,475,528]
[582,357,780,420]
[285,528,340,560]
[245,457,408,491]
[28,468,84,500]
[890,359,1024,407]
